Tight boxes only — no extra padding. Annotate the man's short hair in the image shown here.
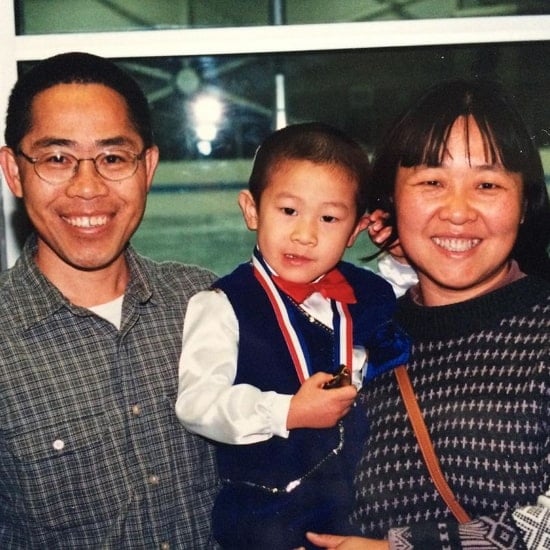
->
[4,51,153,151]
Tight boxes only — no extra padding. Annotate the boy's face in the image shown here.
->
[239,159,368,284]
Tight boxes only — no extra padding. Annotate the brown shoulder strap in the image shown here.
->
[394,365,471,523]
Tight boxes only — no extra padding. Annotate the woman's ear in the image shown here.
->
[238,190,259,231]
[0,146,24,198]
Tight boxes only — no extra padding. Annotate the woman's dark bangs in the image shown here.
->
[401,114,522,170]
[469,115,502,166]
[399,116,454,168]
[473,105,532,174]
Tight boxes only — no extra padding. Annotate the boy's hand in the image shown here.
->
[323,366,351,389]
[286,372,357,430]
[367,209,406,262]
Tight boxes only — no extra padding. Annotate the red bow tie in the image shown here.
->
[272,268,357,304]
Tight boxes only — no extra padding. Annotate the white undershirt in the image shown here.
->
[88,295,124,330]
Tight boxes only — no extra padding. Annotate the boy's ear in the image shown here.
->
[346,215,370,247]
[0,146,24,198]
[238,190,259,230]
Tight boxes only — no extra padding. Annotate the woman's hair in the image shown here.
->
[248,122,371,220]
[4,52,154,151]
[369,78,550,278]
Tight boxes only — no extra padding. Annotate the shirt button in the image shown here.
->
[131,404,141,416]
[52,439,65,451]
[148,474,160,486]
[160,542,170,550]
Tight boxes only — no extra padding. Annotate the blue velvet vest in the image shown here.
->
[211,261,408,548]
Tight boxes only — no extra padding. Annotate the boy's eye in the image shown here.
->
[321,215,337,223]
[281,207,296,215]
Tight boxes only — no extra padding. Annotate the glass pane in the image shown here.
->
[16,42,550,275]
[15,0,550,34]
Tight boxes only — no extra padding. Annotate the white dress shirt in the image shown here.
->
[175,289,367,445]
[376,253,418,298]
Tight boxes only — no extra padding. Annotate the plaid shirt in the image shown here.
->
[0,235,219,549]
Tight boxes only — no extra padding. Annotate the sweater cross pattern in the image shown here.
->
[352,277,549,549]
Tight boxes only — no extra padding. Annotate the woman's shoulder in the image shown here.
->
[517,274,550,300]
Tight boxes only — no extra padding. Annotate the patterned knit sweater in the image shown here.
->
[352,276,549,549]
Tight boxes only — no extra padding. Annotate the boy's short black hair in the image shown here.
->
[369,78,550,277]
[4,51,153,151]
[248,122,371,219]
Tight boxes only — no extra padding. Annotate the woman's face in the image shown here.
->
[395,116,524,306]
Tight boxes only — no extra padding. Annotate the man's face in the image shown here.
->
[3,82,158,278]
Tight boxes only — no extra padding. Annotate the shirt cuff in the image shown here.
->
[270,393,292,438]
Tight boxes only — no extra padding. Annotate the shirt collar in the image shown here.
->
[8,233,154,330]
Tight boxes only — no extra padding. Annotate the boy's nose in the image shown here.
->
[291,223,317,245]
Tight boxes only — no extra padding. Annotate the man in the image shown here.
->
[0,52,218,548]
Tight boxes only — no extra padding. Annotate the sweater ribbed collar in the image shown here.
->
[397,274,549,341]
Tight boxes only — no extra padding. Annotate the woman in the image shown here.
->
[306,79,550,549]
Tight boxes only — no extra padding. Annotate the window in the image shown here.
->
[2,2,549,273]
[15,0,550,33]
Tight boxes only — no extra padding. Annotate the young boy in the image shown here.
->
[175,122,409,549]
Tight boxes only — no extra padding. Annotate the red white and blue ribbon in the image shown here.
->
[252,249,353,383]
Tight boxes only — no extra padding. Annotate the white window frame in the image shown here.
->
[1,5,549,267]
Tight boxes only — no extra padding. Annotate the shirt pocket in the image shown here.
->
[6,412,130,529]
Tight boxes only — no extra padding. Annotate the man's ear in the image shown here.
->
[346,215,370,247]
[0,147,24,198]
[238,190,259,230]
[144,145,160,192]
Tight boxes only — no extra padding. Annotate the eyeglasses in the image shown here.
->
[17,148,146,185]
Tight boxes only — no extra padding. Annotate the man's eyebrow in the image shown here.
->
[29,136,140,150]
[96,136,140,149]
[30,137,75,149]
